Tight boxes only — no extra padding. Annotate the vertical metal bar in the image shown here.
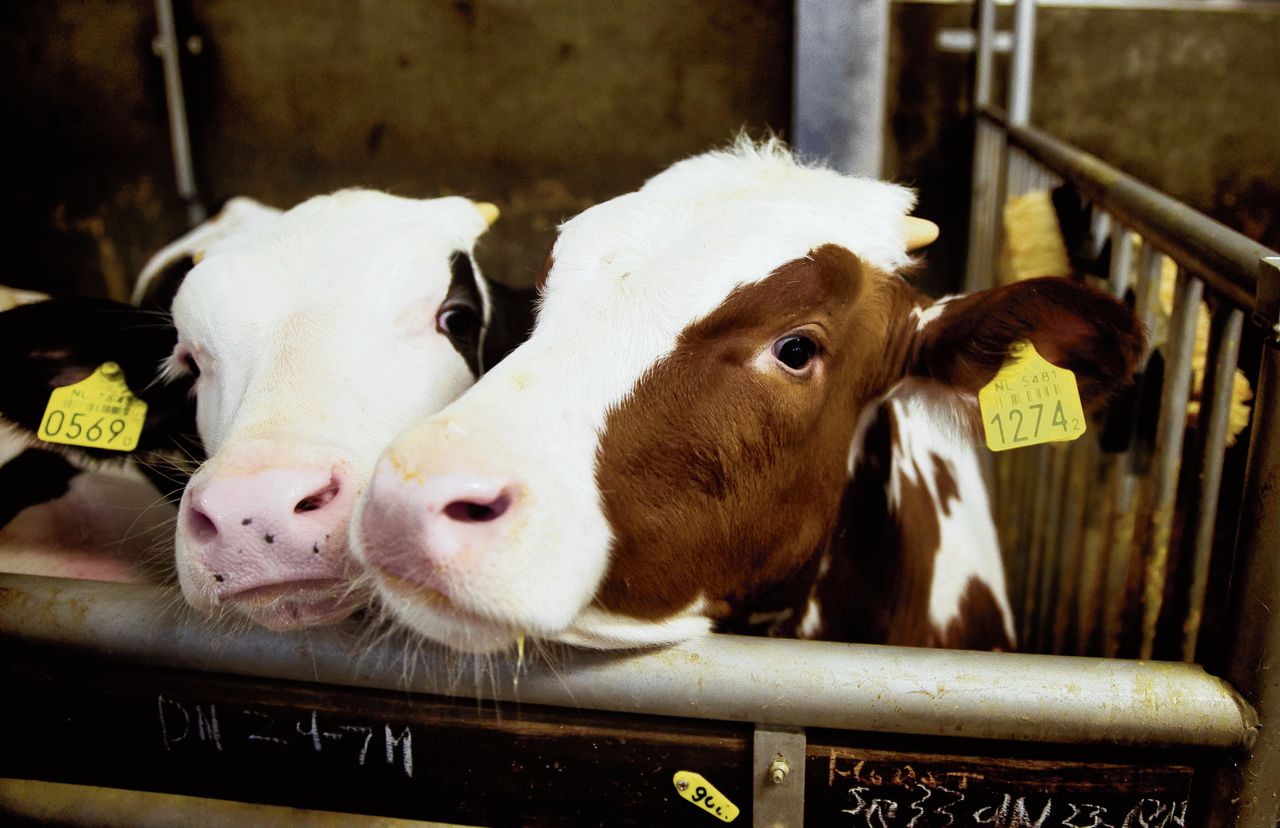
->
[1002,446,1027,631]
[154,0,206,226]
[1034,444,1069,651]
[1182,304,1244,662]
[973,0,996,110]
[964,0,1001,293]
[966,120,1006,293]
[1077,437,1112,655]
[1207,258,1280,826]
[1133,241,1166,340]
[1139,272,1202,660]
[1054,438,1089,653]
[1018,447,1049,647]
[1109,224,1134,300]
[1007,0,1037,127]
[793,0,889,177]
[1105,241,1165,656]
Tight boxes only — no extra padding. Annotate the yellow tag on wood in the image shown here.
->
[978,341,1086,452]
[673,771,738,823]
[38,362,148,452]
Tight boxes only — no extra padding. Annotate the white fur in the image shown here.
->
[357,140,921,652]
[909,295,956,332]
[857,378,1016,644]
[133,197,283,304]
[165,191,493,620]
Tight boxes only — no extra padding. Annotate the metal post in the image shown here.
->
[964,0,1003,292]
[1140,272,1202,660]
[1182,304,1244,662]
[1007,0,1037,127]
[1208,257,1280,827]
[793,0,889,177]
[154,0,206,226]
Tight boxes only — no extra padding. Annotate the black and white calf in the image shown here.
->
[1,190,531,630]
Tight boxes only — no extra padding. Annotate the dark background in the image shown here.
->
[2,1,1276,300]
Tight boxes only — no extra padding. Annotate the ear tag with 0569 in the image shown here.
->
[978,341,1086,452]
[38,361,148,451]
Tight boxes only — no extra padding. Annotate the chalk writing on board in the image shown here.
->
[154,696,414,778]
[837,785,1188,828]
[157,695,222,752]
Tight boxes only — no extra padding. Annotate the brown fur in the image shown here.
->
[595,245,913,620]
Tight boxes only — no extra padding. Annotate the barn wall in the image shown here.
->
[0,1,1275,299]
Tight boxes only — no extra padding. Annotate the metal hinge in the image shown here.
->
[753,725,806,828]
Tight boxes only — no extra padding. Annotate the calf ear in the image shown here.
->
[0,298,197,460]
[911,277,1145,411]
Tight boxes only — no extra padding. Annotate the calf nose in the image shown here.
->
[360,459,521,582]
[184,467,350,596]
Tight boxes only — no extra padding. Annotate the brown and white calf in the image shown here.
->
[352,140,1143,654]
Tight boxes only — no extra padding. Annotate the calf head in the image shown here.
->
[2,191,502,630]
[354,141,1143,653]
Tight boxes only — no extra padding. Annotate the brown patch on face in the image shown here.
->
[930,577,1014,651]
[594,245,919,621]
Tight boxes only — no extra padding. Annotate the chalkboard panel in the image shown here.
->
[806,741,1194,826]
[1,654,752,826]
[0,649,1203,826]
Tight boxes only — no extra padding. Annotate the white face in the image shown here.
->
[351,141,919,653]
[169,190,494,630]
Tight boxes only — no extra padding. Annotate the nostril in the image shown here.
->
[295,476,341,514]
[443,492,512,523]
[187,504,218,541]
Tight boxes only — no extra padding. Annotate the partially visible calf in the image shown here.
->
[0,191,526,629]
[353,140,1143,654]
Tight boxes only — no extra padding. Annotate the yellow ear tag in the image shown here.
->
[673,771,738,823]
[978,341,1086,452]
[38,362,148,452]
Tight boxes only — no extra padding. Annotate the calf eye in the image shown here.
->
[436,305,481,342]
[772,335,818,372]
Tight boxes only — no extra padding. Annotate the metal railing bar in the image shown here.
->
[1207,309,1280,824]
[1054,438,1090,653]
[1139,272,1203,659]
[1105,241,1165,655]
[1007,0,1037,126]
[0,574,1256,750]
[965,120,1006,293]
[1079,439,1113,655]
[1182,304,1245,662]
[1021,444,1053,646]
[1109,224,1135,300]
[980,108,1277,314]
[1035,444,1071,651]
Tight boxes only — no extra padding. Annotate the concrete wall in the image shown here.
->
[0,1,1275,299]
